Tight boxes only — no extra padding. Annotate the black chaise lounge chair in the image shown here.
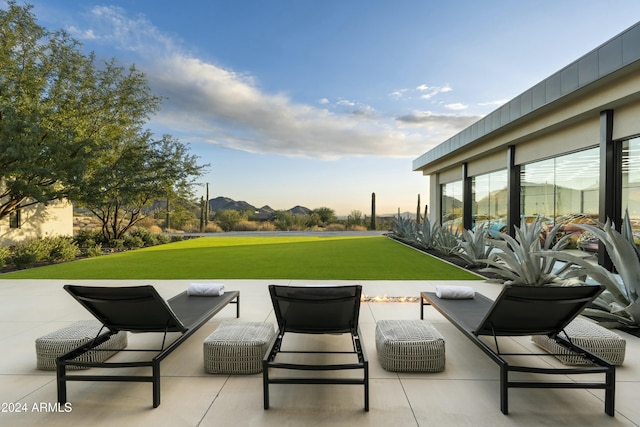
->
[263,285,369,411]
[420,284,616,416]
[57,285,239,408]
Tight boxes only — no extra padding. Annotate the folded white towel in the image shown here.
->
[435,285,475,299]
[187,283,225,296]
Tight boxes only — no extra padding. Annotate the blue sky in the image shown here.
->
[21,1,640,215]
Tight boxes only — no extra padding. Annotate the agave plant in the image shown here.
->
[414,217,437,250]
[390,216,415,242]
[457,224,492,268]
[480,217,574,286]
[547,215,640,328]
[431,224,461,256]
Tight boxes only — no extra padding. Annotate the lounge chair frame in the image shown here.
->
[420,285,615,416]
[263,285,369,411]
[57,285,239,408]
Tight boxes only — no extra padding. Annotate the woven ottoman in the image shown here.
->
[204,321,276,374]
[532,316,626,365]
[36,320,128,370]
[376,319,445,372]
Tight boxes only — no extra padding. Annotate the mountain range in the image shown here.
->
[207,196,312,220]
[207,196,415,220]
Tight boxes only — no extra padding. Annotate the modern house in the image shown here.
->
[0,199,73,246]
[413,20,640,265]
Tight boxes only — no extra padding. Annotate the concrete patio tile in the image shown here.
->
[402,378,632,426]
[205,377,416,427]
[0,278,637,426]
[1,376,226,427]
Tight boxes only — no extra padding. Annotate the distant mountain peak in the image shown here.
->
[208,196,311,219]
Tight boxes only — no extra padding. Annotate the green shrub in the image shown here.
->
[215,210,243,231]
[156,233,171,244]
[128,228,159,246]
[11,251,38,269]
[274,211,309,231]
[86,244,103,257]
[74,229,106,247]
[123,235,144,249]
[110,239,125,249]
[0,246,10,269]
[10,236,79,268]
[48,236,79,261]
[11,238,49,269]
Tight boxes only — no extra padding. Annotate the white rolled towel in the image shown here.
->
[187,283,225,296]
[435,285,475,299]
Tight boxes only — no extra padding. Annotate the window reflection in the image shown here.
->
[623,137,640,234]
[441,181,462,230]
[472,170,507,231]
[520,147,600,249]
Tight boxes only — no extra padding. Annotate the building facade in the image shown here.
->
[0,199,73,246]
[413,21,640,264]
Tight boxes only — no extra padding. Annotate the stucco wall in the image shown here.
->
[0,200,73,246]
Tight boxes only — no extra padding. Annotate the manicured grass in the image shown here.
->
[0,235,481,280]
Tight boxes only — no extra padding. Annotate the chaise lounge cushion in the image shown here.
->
[36,320,127,370]
[204,321,276,374]
[532,316,626,365]
[375,319,445,372]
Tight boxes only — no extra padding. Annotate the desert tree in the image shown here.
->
[0,3,156,219]
[0,3,206,238]
[312,207,337,225]
[72,134,206,240]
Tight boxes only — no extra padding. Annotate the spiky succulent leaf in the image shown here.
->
[457,224,492,267]
[579,220,640,305]
[432,225,461,256]
[415,217,436,250]
[480,216,576,286]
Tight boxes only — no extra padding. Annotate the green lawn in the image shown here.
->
[0,235,481,280]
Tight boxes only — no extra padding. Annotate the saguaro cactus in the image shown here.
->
[370,192,376,230]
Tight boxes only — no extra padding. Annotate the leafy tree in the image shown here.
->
[0,3,160,220]
[346,210,364,227]
[215,210,243,231]
[72,134,206,240]
[0,3,207,239]
[312,207,337,225]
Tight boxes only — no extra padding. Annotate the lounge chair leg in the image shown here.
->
[263,363,270,409]
[153,363,161,408]
[500,364,508,415]
[605,368,616,416]
[56,361,67,405]
[364,362,369,412]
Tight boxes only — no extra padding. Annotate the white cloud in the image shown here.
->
[445,103,468,110]
[70,6,474,159]
[336,99,356,107]
[396,111,482,138]
[479,99,509,107]
[415,84,452,100]
[389,89,407,99]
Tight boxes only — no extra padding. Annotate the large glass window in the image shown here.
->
[521,147,599,249]
[441,181,462,230]
[623,137,640,234]
[472,170,508,231]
